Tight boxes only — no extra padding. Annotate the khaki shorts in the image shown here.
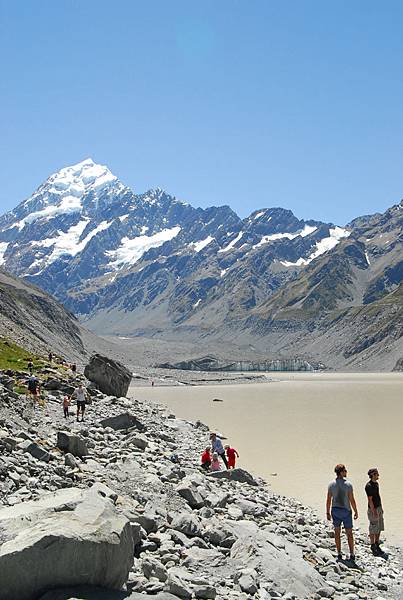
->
[368,506,384,534]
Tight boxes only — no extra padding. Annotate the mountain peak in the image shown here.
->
[45,158,118,195]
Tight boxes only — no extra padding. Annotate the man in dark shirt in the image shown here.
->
[365,468,385,556]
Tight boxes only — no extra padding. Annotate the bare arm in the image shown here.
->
[326,491,332,520]
[348,491,358,519]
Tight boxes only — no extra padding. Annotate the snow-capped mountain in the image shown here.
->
[0,158,348,299]
[0,158,401,369]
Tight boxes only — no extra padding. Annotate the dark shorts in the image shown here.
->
[331,507,353,529]
[77,400,86,410]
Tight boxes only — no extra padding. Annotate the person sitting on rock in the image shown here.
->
[201,447,211,471]
[62,395,70,418]
[225,444,239,469]
[71,383,88,422]
[210,432,228,468]
[210,452,221,471]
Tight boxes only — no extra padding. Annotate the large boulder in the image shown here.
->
[0,484,134,600]
[100,413,144,432]
[18,439,51,462]
[207,467,258,486]
[57,431,88,457]
[84,354,132,397]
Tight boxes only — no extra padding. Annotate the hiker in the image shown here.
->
[210,432,228,468]
[71,383,88,422]
[365,468,386,557]
[62,395,70,418]
[201,447,212,471]
[48,351,53,363]
[27,375,40,403]
[27,359,33,375]
[326,464,358,562]
[225,444,239,469]
[210,452,221,471]
[71,363,77,374]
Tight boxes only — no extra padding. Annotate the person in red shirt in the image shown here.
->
[225,444,239,469]
[201,447,211,471]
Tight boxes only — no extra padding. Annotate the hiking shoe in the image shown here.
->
[371,544,378,556]
[349,554,356,562]
[337,553,343,561]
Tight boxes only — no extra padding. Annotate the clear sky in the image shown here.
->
[1,1,403,225]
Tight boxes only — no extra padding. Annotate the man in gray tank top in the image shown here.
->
[326,464,358,562]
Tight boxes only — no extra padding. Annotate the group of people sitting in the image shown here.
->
[201,432,239,471]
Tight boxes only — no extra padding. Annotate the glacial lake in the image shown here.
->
[130,372,403,546]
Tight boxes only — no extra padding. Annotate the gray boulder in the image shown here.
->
[18,439,51,462]
[0,484,134,600]
[208,467,258,486]
[57,431,88,457]
[171,513,202,538]
[164,573,192,599]
[229,520,324,597]
[84,354,132,397]
[100,413,144,432]
[176,483,205,509]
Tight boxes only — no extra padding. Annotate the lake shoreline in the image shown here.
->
[131,372,403,548]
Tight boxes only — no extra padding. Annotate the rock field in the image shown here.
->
[0,364,402,600]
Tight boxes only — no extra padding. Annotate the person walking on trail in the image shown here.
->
[62,395,70,418]
[201,447,211,471]
[225,444,239,469]
[27,359,33,375]
[326,464,358,562]
[48,351,53,363]
[210,432,228,468]
[365,468,386,557]
[72,383,87,422]
[27,375,40,405]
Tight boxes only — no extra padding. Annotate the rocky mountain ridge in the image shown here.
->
[0,159,401,370]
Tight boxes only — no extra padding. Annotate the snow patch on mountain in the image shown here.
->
[18,195,83,229]
[191,236,215,252]
[0,242,8,265]
[253,224,317,248]
[30,219,113,269]
[107,226,181,269]
[281,227,350,267]
[218,231,243,253]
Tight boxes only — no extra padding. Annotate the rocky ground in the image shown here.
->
[0,365,402,600]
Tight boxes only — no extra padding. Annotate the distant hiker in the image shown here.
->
[48,351,53,363]
[27,359,33,375]
[225,444,239,469]
[210,452,221,471]
[27,375,40,402]
[151,380,154,387]
[365,468,386,557]
[71,363,77,374]
[210,432,228,468]
[326,464,358,562]
[72,383,87,422]
[62,395,70,418]
[201,447,212,471]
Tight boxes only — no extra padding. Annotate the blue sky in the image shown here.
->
[1,1,403,224]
